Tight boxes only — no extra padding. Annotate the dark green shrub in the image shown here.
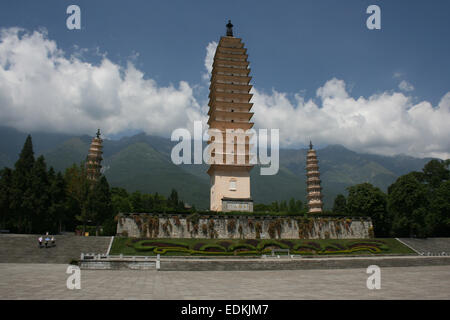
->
[218,241,232,249]
[229,243,257,252]
[256,240,288,250]
[199,244,227,252]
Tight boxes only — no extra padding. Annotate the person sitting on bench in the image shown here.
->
[38,236,43,248]
[51,236,55,247]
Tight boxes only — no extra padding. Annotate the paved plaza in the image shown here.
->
[0,263,449,299]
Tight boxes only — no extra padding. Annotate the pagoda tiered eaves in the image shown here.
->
[208,38,254,135]
[208,23,255,212]
[306,142,324,214]
[86,129,103,181]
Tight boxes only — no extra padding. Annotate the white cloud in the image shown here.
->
[398,80,414,92]
[0,28,207,137]
[316,78,349,100]
[202,41,217,81]
[251,79,450,159]
[0,28,449,160]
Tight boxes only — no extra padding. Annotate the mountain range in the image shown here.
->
[0,126,434,209]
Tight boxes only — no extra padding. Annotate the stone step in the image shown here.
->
[0,234,111,264]
[397,238,450,255]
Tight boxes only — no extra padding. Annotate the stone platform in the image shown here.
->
[79,255,450,271]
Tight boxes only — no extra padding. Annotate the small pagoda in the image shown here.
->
[306,141,323,213]
[207,21,254,212]
[86,129,103,181]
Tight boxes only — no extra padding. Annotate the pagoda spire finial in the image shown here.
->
[226,20,234,37]
[96,128,101,139]
[309,140,313,150]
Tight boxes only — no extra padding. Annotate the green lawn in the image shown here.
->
[109,237,416,256]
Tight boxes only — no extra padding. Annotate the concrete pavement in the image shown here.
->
[0,263,449,299]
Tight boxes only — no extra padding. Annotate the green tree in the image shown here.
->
[168,189,180,210]
[388,172,429,237]
[347,183,389,237]
[30,156,50,233]
[254,203,270,212]
[87,176,113,235]
[64,162,91,233]
[0,168,13,229]
[429,180,450,236]
[10,135,35,233]
[422,159,449,189]
[332,194,347,215]
[48,170,68,233]
[141,193,154,212]
[295,200,304,213]
[111,187,132,214]
[271,201,279,212]
[279,200,288,212]
[130,191,144,212]
[153,192,166,212]
[288,198,296,213]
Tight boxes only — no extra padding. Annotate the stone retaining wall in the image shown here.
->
[79,256,450,271]
[159,256,450,271]
[116,214,373,239]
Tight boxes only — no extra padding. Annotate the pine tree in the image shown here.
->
[141,193,154,212]
[271,201,279,212]
[279,200,288,212]
[168,189,179,210]
[15,135,35,175]
[48,170,67,233]
[30,156,50,233]
[130,191,144,212]
[10,135,35,233]
[288,198,296,213]
[0,168,13,229]
[87,175,112,235]
[65,162,90,233]
[295,200,304,212]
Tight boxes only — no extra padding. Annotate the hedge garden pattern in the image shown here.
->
[110,238,415,256]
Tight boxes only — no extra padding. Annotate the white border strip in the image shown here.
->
[395,237,421,255]
[106,236,114,256]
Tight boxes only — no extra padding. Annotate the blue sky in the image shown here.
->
[0,0,449,158]
[2,0,449,103]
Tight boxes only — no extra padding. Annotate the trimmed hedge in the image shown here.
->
[133,240,189,252]
[256,240,289,251]
[198,244,227,252]
[111,237,406,256]
[228,243,257,251]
